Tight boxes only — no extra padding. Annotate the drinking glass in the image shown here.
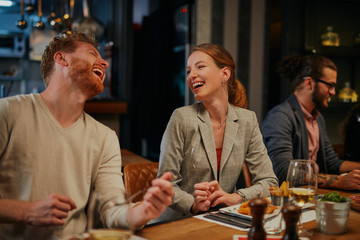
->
[286,160,317,236]
[87,191,133,240]
[263,187,283,235]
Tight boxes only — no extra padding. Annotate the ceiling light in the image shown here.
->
[0,1,14,7]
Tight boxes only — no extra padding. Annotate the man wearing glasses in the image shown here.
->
[261,54,360,191]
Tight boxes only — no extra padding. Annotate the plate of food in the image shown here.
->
[220,198,280,221]
[220,197,314,221]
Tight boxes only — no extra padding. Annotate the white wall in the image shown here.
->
[133,0,149,24]
[223,0,239,63]
[248,0,266,122]
[195,0,267,121]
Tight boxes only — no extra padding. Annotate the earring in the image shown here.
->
[222,79,228,86]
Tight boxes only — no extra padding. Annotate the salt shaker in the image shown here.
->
[248,198,267,240]
[281,204,301,240]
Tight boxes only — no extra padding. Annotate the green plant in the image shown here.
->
[321,191,346,202]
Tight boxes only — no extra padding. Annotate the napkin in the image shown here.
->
[195,209,316,232]
[233,235,310,240]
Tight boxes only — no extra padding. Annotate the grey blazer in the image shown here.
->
[261,94,344,183]
[153,102,278,223]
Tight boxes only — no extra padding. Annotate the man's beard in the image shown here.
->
[312,83,328,109]
[69,58,104,99]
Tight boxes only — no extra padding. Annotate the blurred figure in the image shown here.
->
[0,32,173,239]
[153,43,278,223]
[261,54,360,191]
[341,103,360,161]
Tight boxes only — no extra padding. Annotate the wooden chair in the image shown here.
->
[237,81,253,188]
[123,162,159,203]
[242,162,252,188]
[332,144,344,159]
[121,149,152,167]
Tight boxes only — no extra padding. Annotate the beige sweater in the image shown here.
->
[0,94,128,240]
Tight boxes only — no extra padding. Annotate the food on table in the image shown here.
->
[279,181,289,197]
[321,191,346,202]
[269,185,282,196]
[268,185,283,206]
[350,194,360,211]
[238,198,278,216]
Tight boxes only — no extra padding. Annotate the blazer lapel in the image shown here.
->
[197,104,218,179]
[289,94,309,160]
[220,104,239,172]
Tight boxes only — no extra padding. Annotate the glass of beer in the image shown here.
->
[87,191,132,240]
[286,160,317,236]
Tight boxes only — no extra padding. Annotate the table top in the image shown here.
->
[121,149,152,167]
[137,188,360,240]
[84,101,127,114]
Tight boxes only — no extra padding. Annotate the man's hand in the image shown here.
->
[0,194,77,226]
[127,171,174,227]
[339,170,360,190]
[26,194,77,226]
[140,172,174,219]
[318,170,360,190]
[350,194,360,211]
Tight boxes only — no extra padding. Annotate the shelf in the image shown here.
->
[0,53,25,58]
[84,101,127,114]
[0,75,22,81]
[321,101,357,113]
[309,46,360,58]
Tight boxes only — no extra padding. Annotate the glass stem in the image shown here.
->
[297,208,304,232]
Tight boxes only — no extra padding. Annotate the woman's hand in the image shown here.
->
[191,182,211,214]
[207,180,243,207]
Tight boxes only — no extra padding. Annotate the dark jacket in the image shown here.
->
[261,94,344,183]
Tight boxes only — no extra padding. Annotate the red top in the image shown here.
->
[216,148,222,171]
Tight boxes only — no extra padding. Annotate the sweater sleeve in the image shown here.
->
[94,131,130,229]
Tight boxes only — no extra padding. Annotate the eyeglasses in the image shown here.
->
[310,77,336,92]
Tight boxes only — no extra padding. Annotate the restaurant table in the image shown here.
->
[137,188,360,240]
[121,149,152,167]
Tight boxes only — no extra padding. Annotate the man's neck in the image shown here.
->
[294,91,316,114]
[40,85,87,128]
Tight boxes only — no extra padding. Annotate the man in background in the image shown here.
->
[261,54,360,190]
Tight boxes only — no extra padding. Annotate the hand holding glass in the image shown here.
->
[88,191,132,240]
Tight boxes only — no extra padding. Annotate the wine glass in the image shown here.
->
[286,159,317,237]
[87,190,133,240]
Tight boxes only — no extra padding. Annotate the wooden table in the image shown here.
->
[137,188,360,240]
[121,149,152,167]
[84,101,127,114]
